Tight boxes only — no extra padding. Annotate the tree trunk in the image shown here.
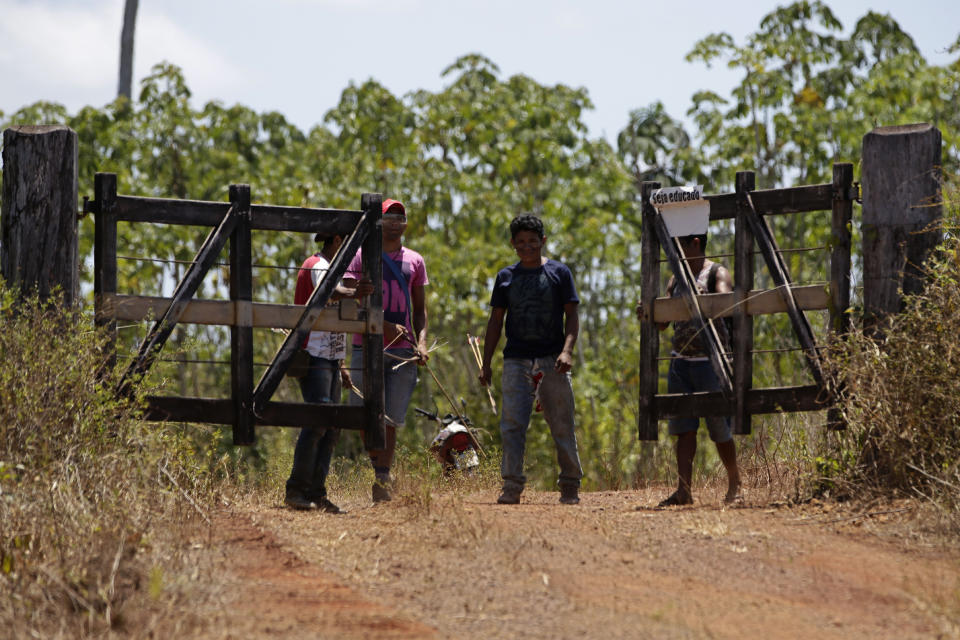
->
[1,125,79,305]
[118,0,139,99]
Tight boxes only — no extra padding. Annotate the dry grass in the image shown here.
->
[0,286,221,638]
[819,185,960,538]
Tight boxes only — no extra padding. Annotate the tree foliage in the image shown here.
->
[686,0,958,188]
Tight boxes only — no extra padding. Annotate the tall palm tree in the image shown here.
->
[118,0,139,99]
[616,102,693,187]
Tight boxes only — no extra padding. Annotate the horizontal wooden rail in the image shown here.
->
[113,195,362,234]
[144,396,366,428]
[105,293,375,333]
[706,183,834,220]
[655,384,831,418]
[651,284,829,323]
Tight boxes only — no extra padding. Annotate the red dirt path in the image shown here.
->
[196,488,960,640]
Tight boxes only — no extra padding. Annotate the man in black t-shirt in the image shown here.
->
[480,214,583,505]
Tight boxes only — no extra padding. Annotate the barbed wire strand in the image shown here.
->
[656,344,823,362]
[117,254,306,273]
[657,244,829,263]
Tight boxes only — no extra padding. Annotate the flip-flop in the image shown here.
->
[657,491,693,508]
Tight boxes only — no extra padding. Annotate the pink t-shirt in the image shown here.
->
[346,247,428,349]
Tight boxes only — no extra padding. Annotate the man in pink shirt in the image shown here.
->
[344,198,430,502]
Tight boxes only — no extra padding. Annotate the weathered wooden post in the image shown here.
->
[733,171,755,435]
[861,124,942,328]
[360,192,386,451]
[637,181,661,441]
[830,163,854,334]
[93,172,118,370]
[229,184,255,445]
[1,125,79,304]
[828,162,855,430]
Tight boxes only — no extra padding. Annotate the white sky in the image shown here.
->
[1,0,957,144]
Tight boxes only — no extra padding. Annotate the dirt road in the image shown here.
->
[198,487,960,639]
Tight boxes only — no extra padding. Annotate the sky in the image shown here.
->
[1,0,958,145]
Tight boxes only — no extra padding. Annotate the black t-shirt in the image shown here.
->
[490,259,579,358]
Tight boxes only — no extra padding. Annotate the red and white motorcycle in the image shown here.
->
[416,407,483,476]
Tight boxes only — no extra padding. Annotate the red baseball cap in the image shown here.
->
[382,198,406,217]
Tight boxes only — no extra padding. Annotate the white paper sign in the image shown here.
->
[648,185,710,237]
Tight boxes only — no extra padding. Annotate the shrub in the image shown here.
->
[821,185,960,531]
[0,284,214,637]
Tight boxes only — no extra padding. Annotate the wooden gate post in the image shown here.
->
[637,181,661,441]
[830,163,854,334]
[733,171,756,435]
[93,173,118,371]
[861,124,942,329]
[828,163,855,429]
[360,193,385,451]
[229,184,255,445]
[1,125,79,304]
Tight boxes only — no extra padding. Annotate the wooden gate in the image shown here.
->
[637,164,855,439]
[90,172,386,448]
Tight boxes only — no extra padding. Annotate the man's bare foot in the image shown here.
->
[724,484,743,505]
[657,491,693,508]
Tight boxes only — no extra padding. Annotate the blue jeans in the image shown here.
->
[349,347,419,427]
[500,355,582,493]
[667,358,732,443]
[286,356,341,500]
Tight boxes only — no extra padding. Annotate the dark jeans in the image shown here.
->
[286,356,341,500]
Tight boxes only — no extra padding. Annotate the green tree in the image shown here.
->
[8,5,953,489]
[686,1,957,187]
[681,2,958,387]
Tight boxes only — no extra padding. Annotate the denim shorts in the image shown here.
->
[349,347,419,426]
[667,358,732,443]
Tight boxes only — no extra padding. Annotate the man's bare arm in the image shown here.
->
[479,307,506,386]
